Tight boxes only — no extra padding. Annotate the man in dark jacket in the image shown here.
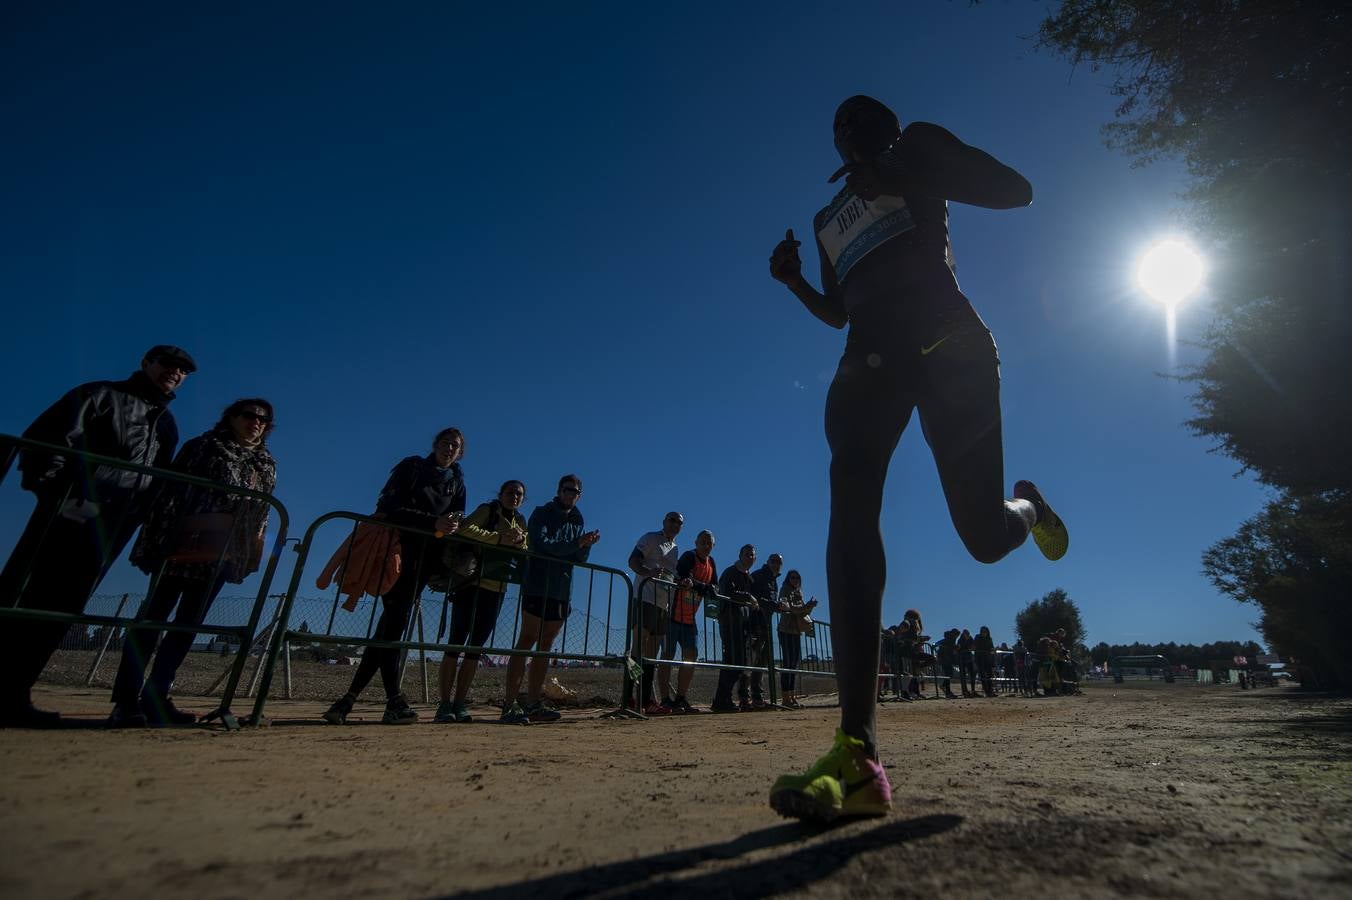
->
[0,345,193,727]
[502,473,599,723]
[712,544,759,712]
[747,553,784,707]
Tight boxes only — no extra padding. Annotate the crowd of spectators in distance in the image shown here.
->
[883,612,1081,700]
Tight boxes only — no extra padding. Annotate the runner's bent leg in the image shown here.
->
[917,308,1034,564]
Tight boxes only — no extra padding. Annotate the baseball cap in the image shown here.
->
[144,345,198,373]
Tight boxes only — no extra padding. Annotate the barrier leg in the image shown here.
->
[238,618,278,698]
[283,636,292,699]
[601,583,644,720]
[416,602,429,704]
[84,593,130,686]
[764,616,785,710]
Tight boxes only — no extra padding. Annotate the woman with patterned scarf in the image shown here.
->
[108,398,278,727]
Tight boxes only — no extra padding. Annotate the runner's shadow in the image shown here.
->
[438,813,961,899]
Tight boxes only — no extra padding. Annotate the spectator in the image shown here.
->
[502,474,599,724]
[878,625,904,701]
[434,480,528,724]
[895,609,926,699]
[1037,635,1062,696]
[1,344,192,727]
[627,512,683,715]
[957,628,977,698]
[659,529,717,714]
[321,428,466,726]
[775,569,818,708]
[711,544,758,712]
[1053,627,1078,690]
[108,398,278,727]
[934,628,960,699]
[975,625,996,696]
[747,553,784,708]
[1012,638,1031,696]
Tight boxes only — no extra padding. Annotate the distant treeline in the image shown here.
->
[1088,641,1264,672]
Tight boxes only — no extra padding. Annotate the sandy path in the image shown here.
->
[1,682,1348,899]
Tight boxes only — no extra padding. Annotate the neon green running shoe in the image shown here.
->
[769,728,893,822]
[1014,480,1068,561]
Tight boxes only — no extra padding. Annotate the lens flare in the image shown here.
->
[1137,239,1205,306]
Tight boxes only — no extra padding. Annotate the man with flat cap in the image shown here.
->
[0,345,193,726]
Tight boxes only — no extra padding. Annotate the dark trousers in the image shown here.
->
[959,654,978,695]
[938,656,957,693]
[346,537,433,701]
[111,573,227,706]
[714,608,749,704]
[746,612,769,701]
[977,654,995,695]
[779,631,802,691]
[0,496,138,705]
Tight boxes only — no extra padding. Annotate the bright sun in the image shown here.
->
[1137,239,1205,306]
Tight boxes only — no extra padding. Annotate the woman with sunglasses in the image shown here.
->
[501,474,599,724]
[775,570,818,708]
[108,398,278,727]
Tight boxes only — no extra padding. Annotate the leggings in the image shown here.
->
[347,537,434,700]
[825,298,1033,752]
[779,631,802,691]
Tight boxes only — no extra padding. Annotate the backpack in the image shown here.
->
[429,502,503,592]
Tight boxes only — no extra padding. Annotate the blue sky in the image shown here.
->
[0,1,1270,649]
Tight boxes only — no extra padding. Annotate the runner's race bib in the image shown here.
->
[817,190,915,282]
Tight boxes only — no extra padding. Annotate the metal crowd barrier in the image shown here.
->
[0,434,290,729]
[878,640,1027,700]
[626,576,840,713]
[247,510,634,724]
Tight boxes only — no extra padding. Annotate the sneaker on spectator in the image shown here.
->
[525,700,562,723]
[106,703,148,729]
[644,700,672,716]
[769,728,893,823]
[142,697,196,726]
[710,699,739,713]
[433,700,458,723]
[751,697,768,710]
[322,692,356,725]
[738,698,753,712]
[382,693,418,725]
[500,701,531,725]
[451,700,473,723]
[673,696,696,714]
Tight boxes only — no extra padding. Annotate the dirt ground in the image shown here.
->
[1,681,1349,900]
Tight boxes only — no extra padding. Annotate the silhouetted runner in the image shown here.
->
[765,95,1068,823]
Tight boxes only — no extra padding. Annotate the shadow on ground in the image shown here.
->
[438,814,962,899]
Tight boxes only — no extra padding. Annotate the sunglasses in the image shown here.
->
[560,487,581,496]
[237,411,271,423]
